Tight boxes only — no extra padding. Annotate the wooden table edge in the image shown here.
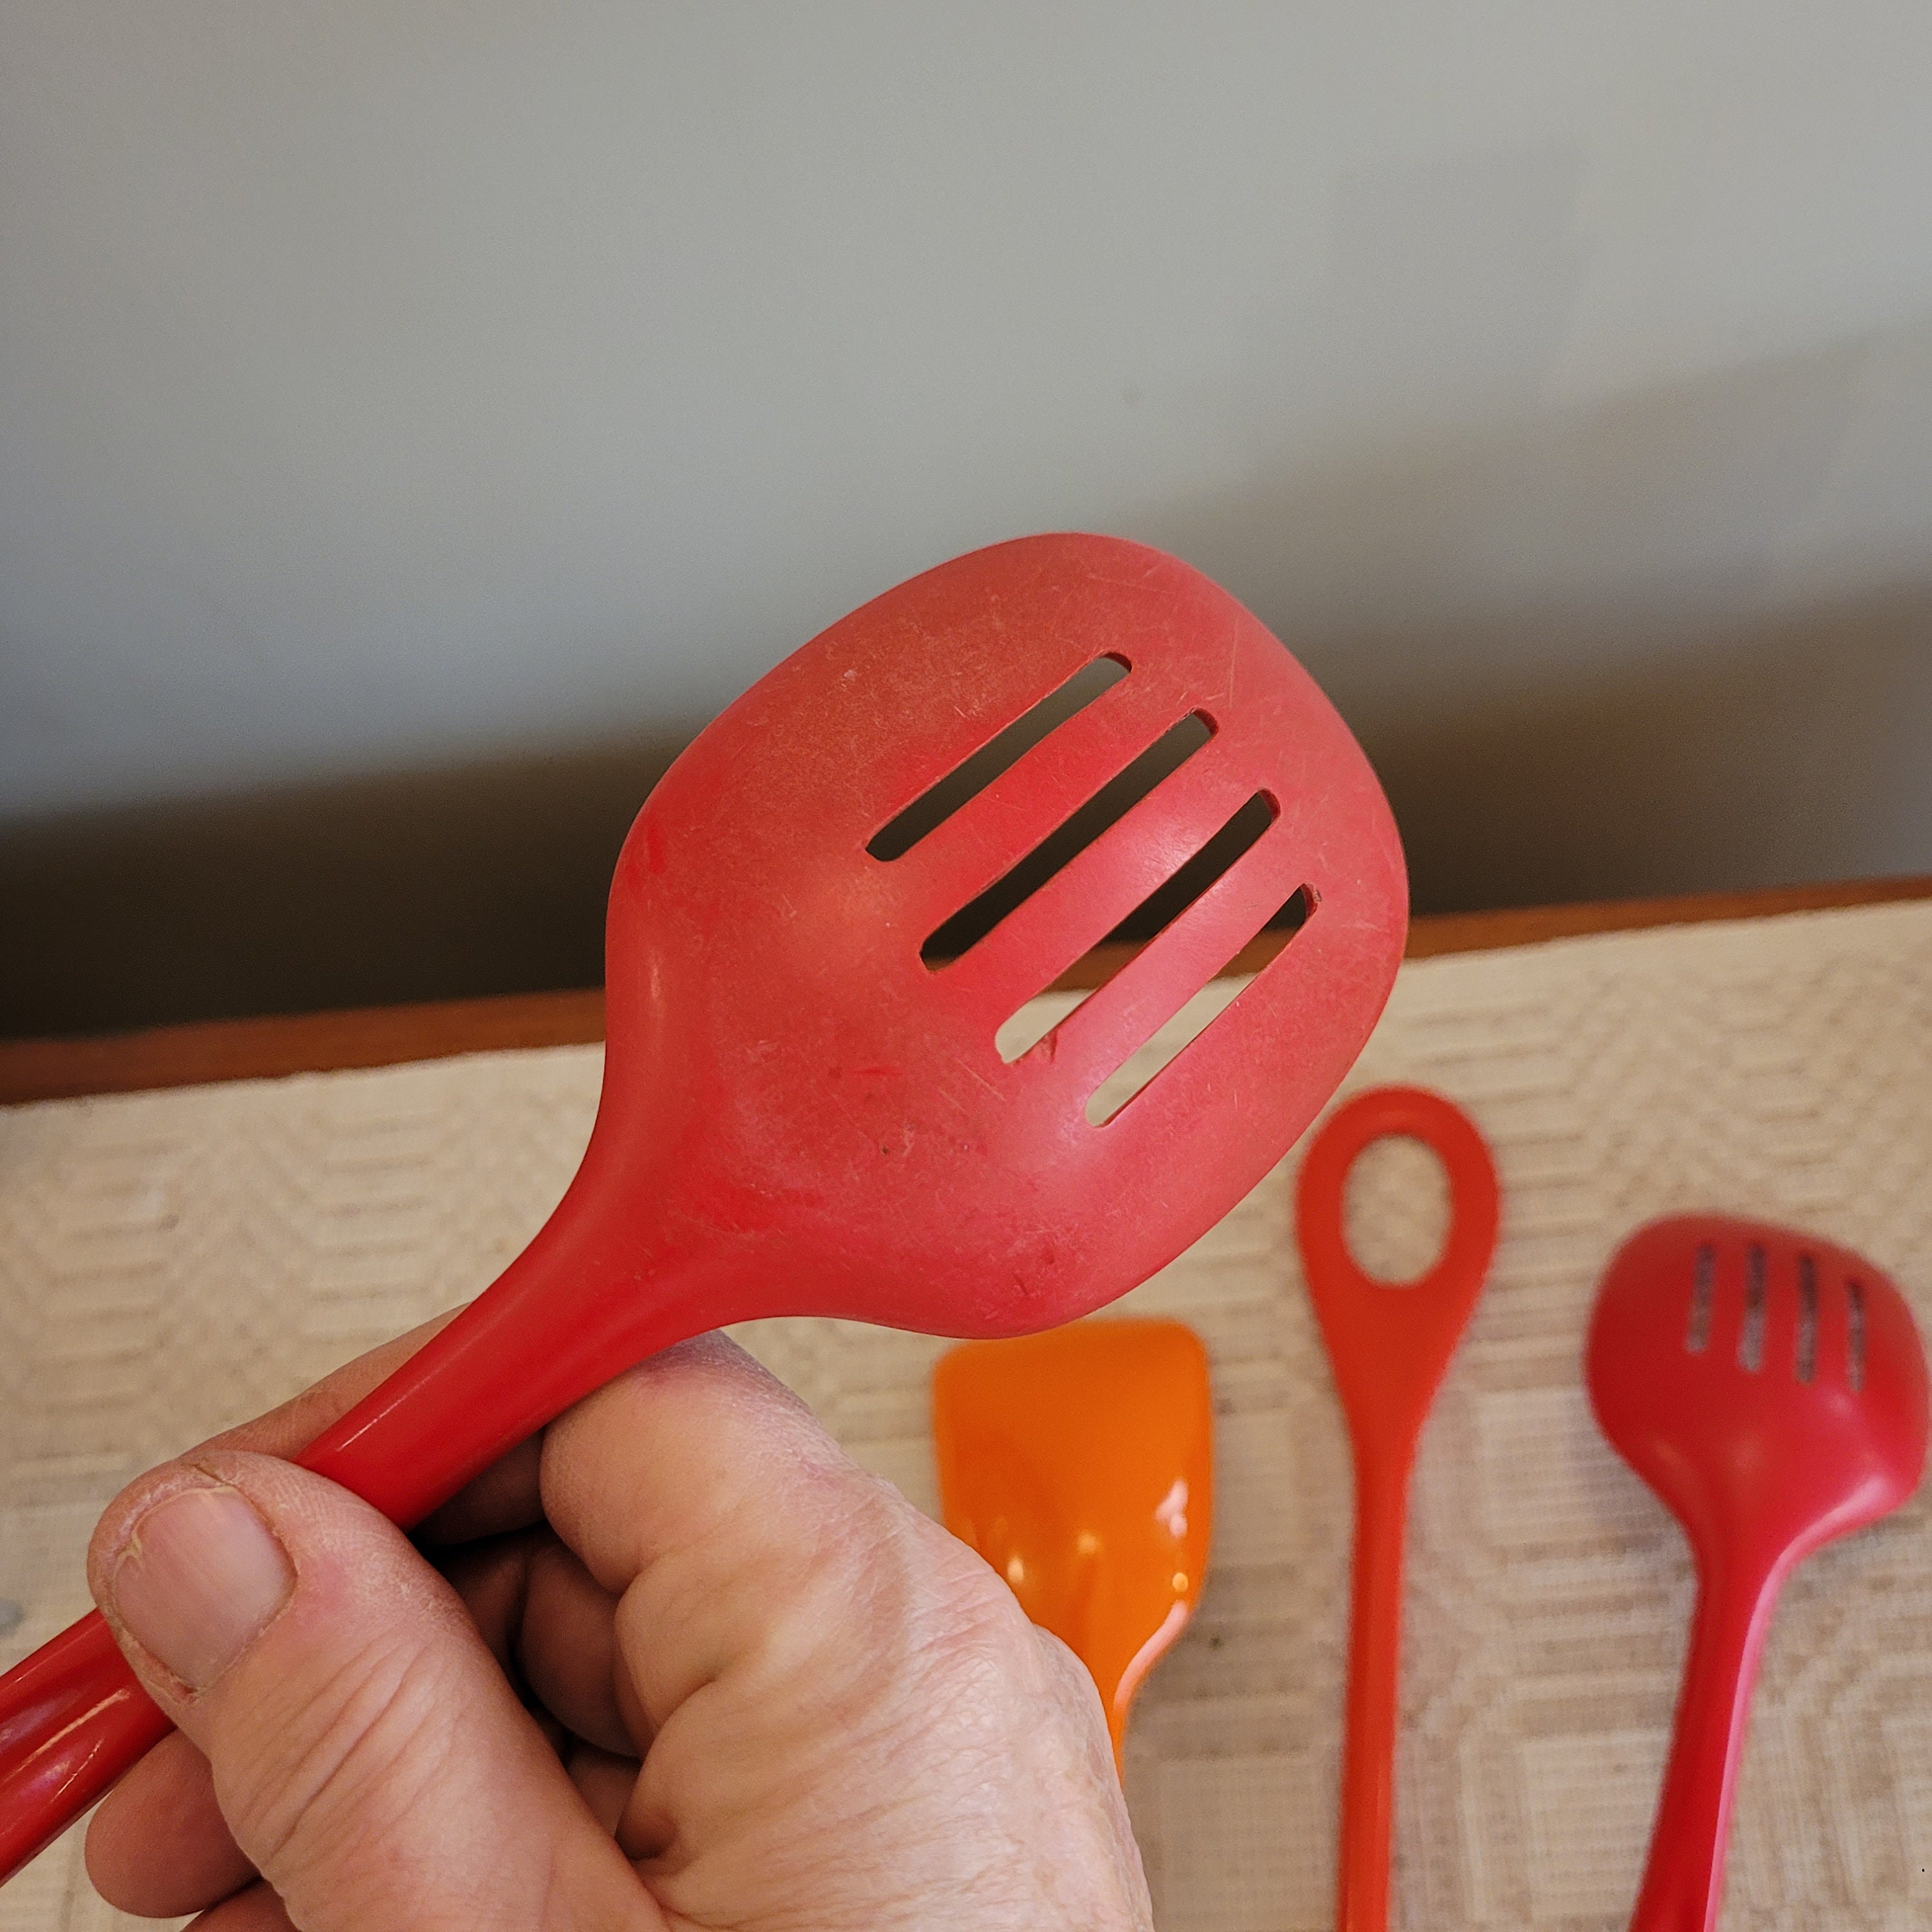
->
[5,875,1928,1106]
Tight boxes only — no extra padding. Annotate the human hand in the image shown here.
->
[84,1322,1152,1930]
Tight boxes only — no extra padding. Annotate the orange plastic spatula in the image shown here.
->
[1297,1085,1501,1932]
[933,1318,1213,1768]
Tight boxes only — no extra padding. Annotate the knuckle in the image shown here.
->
[803,1485,1050,1728]
[216,1632,461,1882]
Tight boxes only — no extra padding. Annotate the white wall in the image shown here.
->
[5,4,1931,882]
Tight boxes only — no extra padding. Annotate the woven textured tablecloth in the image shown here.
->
[4,901,1930,1930]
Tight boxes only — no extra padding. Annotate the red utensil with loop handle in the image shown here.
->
[1296,1085,1501,1932]
[1587,1217,1929,1932]
[0,533,1407,1884]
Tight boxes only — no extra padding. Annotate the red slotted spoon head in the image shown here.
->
[1587,1216,1929,1932]
[0,532,1406,1882]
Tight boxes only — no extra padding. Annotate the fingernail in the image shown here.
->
[111,1484,296,1689]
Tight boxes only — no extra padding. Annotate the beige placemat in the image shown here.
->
[5,902,1930,1931]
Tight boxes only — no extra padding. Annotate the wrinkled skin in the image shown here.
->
[85,1320,1153,1931]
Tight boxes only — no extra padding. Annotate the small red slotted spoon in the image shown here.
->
[1588,1217,1929,1932]
[0,531,1406,1884]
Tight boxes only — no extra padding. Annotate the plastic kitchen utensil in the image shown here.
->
[0,531,1406,1884]
[933,1318,1213,1769]
[1587,1217,1929,1932]
[1296,1084,1500,1932]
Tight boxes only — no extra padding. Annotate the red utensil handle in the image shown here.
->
[1338,1451,1414,1932]
[1628,1554,1784,1932]
[0,1195,715,1884]
[1296,1085,1501,1932]
[0,1614,172,1882]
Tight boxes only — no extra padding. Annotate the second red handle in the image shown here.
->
[1337,1451,1417,1932]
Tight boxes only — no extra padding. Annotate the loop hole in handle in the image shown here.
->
[1344,1135,1450,1285]
[1296,1085,1501,1306]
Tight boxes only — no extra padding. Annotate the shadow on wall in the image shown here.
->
[0,732,695,1038]
[1359,587,1932,912]
[3,582,1929,1041]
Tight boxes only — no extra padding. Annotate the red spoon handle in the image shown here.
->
[0,1198,712,1883]
[295,1202,711,1521]
[1338,1451,1417,1932]
[0,1614,171,1883]
[1629,1556,1783,1932]
[1296,1086,1500,1932]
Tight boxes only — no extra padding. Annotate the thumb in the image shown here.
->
[89,1451,648,1932]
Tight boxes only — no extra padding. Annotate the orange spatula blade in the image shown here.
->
[933,1318,1213,1767]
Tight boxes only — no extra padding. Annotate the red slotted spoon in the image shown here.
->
[1588,1216,1929,1932]
[0,532,1406,1884]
